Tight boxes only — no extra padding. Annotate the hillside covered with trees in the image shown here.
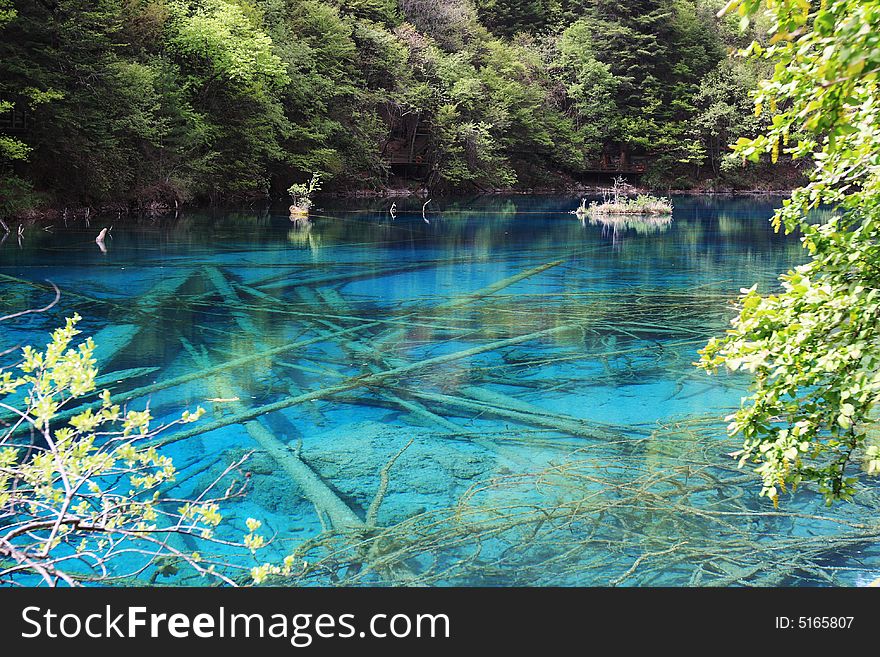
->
[0,0,792,215]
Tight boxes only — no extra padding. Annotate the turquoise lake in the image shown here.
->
[3,194,879,586]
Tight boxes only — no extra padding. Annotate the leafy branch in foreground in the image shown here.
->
[0,315,267,585]
[699,0,880,505]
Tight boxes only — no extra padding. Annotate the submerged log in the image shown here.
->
[436,260,564,311]
[192,355,365,531]
[229,280,597,453]
[294,286,465,435]
[32,321,386,437]
[0,272,193,322]
[0,273,123,313]
[371,259,564,349]
[255,261,452,294]
[402,389,622,440]
[246,254,485,290]
[94,365,161,387]
[460,385,553,416]
[2,270,193,369]
[234,283,473,334]
[153,322,583,448]
[197,267,366,531]
[458,385,647,436]
[202,266,259,335]
[90,324,144,369]
[281,262,612,449]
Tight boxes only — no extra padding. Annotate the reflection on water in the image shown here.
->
[586,214,673,245]
[2,195,876,586]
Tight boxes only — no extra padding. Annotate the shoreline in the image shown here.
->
[332,187,795,198]
[5,186,795,226]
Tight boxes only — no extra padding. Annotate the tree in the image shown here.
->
[0,0,29,164]
[336,0,401,25]
[0,314,265,585]
[699,0,880,505]
[257,0,404,189]
[0,0,295,206]
[163,0,292,196]
[0,0,800,209]
[0,1,171,203]
[553,19,618,149]
[398,0,480,50]
[475,0,560,38]
[0,0,40,219]
[690,59,762,176]
[557,0,724,172]
[388,16,582,190]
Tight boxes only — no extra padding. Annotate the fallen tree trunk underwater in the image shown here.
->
[1,271,195,432]
[370,259,564,350]
[191,266,367,531]
[24,320,387,436]
[152,321,585,448]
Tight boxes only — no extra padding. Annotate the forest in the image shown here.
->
[0,0,793,216]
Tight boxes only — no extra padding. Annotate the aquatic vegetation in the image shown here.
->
[572,198,589,218]
[588,195,674,217]
[574,177,672,222]
[288,173,321,218]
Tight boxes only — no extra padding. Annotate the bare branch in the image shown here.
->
[0,281,61,323]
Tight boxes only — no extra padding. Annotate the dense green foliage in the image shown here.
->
[0,0,782,213]
[700,0,880,504]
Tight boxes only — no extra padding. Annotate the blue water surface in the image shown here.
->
[3,194,877,586]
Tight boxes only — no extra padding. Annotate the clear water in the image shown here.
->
[2,195,877,586]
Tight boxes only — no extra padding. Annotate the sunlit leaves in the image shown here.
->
[244,517,265,553]
[699,1,880,505]
[0,317,237,585]
[166,0,289,91]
